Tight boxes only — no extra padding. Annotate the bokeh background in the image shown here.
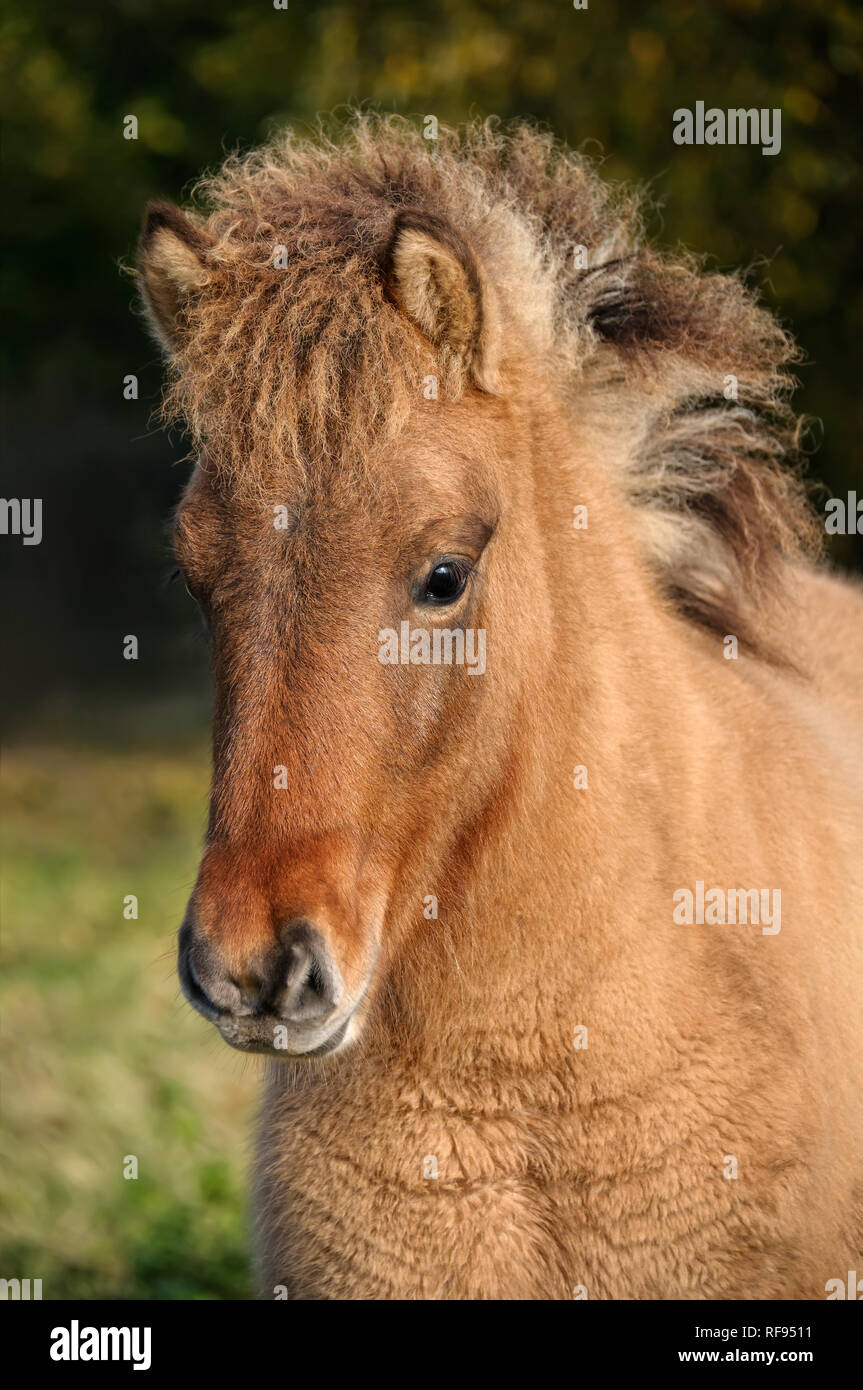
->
[2,0,861,1298]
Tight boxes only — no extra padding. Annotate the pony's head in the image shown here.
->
[138,116,817,1056]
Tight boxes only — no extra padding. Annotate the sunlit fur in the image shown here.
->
[139,114,863,1299]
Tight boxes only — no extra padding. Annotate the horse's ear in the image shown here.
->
[137,202,213,352]
[385,210,500,392]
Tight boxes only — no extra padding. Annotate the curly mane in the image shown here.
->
[145,112,820,646]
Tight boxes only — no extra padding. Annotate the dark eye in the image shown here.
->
[422,560,470,605]
[181,575,202,607]
[171,568,210,630]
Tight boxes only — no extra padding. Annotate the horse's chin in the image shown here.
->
[215,1010,355,1059]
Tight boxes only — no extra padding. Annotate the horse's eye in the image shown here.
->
[422,561,470,605]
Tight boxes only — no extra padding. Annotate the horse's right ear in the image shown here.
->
[385,210,500,393]
[137,202,213,352]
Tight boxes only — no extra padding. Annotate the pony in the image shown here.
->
[137,115,863,1299]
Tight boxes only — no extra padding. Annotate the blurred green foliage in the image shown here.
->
[2,0,861,722]
[0,734,255,1298]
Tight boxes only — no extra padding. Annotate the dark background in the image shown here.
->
[3,0,862,730]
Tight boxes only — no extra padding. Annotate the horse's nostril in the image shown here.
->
[179,918,344,1032]
[178,926,234,1021]
[277,922,341,1023]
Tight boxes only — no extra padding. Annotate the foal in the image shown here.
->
[138,117,863,1299]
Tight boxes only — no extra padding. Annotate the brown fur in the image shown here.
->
[138,115,863,1299]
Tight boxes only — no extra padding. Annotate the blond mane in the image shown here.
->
[148,112,821,646]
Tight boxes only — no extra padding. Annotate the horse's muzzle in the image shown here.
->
[177,918,355,1056]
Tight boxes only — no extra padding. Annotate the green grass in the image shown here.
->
[1,733,258,1299]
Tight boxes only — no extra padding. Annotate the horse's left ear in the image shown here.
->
[385,210,500,392]
[137,201,214,353]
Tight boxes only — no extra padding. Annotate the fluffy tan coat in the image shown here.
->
[138,115,863,1299]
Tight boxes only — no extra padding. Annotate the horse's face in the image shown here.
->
[138,196,543,1056]
[171,392,522,1056]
